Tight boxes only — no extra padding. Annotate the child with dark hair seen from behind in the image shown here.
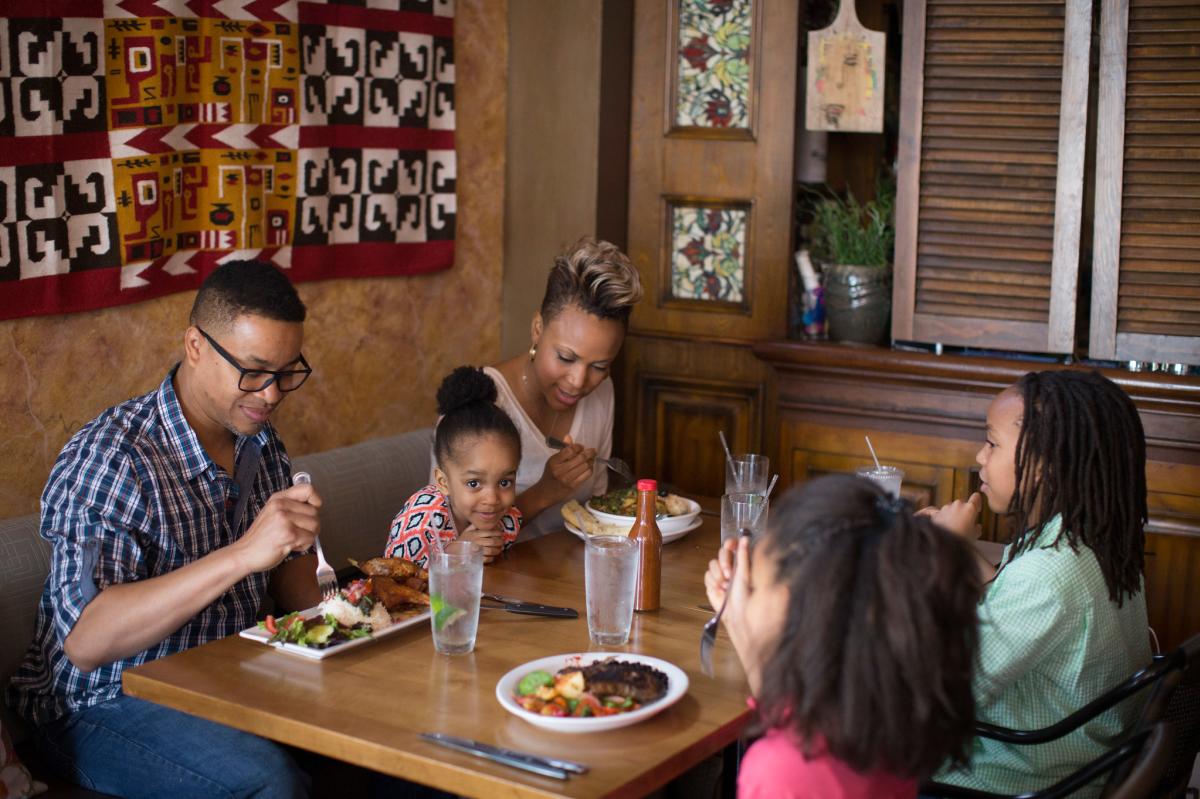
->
[924,370,1151,797]
[705,474,983,798]
[385,366,523,568]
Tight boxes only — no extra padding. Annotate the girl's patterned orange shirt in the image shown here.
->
[384,484,521,568]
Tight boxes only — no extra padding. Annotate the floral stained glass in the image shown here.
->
[675,0,753,129]
[671,205,748,303]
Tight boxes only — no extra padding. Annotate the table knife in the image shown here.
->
[419,733,578,779]
[479,599,578,618]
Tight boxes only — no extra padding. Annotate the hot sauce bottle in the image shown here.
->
[629,478,662,612]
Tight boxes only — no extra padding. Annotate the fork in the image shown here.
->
[545,436,636,484]
[700,527,750,677]
[293,471,337,602]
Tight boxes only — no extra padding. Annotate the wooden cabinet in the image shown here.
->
[755,340,1200,650]
[1089,0,1200,366]
[617,0,798,496]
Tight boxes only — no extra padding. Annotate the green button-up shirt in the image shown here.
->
[937,515,1151,797]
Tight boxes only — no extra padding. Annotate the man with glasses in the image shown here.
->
[8,261,320,798]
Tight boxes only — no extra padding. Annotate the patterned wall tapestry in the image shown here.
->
[0,0,455,321]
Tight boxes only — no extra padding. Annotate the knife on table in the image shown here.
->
[479,598,578,618]
[419,733,588,779]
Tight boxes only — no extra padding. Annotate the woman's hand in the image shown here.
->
[537,435,597,504]
[917,492,983,540]
[459,526,504,563]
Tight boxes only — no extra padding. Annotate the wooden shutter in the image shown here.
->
[893,0,1092,354]
[1090,0,1200,366]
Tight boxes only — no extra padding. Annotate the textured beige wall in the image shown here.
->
[501,0,603,359]
[0,0,507,518]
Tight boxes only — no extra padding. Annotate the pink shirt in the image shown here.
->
[738,729,916,799]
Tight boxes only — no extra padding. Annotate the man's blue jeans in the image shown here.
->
[33,694,310,798]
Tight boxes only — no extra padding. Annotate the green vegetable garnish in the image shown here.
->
[430,593,466,631]
[306,623,334,645]
[517,670,554,696]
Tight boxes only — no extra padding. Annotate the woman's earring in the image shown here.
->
[528,345,537,361]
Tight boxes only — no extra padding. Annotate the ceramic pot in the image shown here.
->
[823,263,892,345]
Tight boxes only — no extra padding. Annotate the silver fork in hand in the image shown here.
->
[700,528,750,677]
[293,471,337,602]
[545,435,636,484]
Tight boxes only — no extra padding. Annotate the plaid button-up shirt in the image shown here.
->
[937,515,1151,797]
[7,368,292,727]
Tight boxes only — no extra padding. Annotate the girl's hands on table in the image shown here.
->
[460,526,504,563]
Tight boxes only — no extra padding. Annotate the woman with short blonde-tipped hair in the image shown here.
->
[486,237,643,539]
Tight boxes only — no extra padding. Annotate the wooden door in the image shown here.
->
[891,0,1092,354]
[1089,0,1200,367]
[618,0,798,495]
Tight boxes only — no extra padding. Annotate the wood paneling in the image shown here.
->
[755,340,1200,650]
[649,377,761,497]
[1090,0,1200,366]
[894,0,1090,354]
[616,335,774,501]
[626,0,797,341]
[617,0,797,496]
[1145,532,1200,653]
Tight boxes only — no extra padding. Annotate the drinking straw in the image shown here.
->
[865,436,882,470]
[718,430,735,469]
[766,474,779,498]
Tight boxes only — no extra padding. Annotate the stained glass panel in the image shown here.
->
[670,204,748,303]
[674,0,753,129]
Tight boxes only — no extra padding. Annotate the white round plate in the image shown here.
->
[495,652,689,734]
[563,515,701,545]
[586,497,701,536]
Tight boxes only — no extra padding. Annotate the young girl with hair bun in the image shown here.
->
[385,366,523,568]
[705,474,982,798]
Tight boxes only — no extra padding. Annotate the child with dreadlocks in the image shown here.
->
[705,474,982,798]
[924,370,1151,797]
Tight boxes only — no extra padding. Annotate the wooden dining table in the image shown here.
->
[122,516,752,799]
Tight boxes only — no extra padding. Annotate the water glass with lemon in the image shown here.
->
[428,541,484,655]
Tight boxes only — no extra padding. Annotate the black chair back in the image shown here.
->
[1106,722,1176,799]
[1153,633,1200,798]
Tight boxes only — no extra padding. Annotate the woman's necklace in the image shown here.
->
[522,358,562,441]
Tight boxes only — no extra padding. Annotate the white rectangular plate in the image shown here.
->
[239,606,431,660]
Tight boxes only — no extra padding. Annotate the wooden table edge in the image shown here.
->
[123,646,752,799]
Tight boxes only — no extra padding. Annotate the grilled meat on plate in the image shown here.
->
[567,658,669,703]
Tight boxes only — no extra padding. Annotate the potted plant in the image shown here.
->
[807,180,895,345]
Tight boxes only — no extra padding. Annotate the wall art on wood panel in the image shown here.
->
[671,0,756,135]
[805,0,884,132]
[666,200,751,311]
[0,0,456,321]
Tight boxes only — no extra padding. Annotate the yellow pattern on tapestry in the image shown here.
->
[104,16,300,274]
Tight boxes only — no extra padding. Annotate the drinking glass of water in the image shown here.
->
[585,536,640,645]
[726,454,770,496]
[428,541,484,655]
[721,492,769,545]
[856,465,905,498]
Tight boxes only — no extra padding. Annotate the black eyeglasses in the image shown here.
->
[196,327,312,393]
